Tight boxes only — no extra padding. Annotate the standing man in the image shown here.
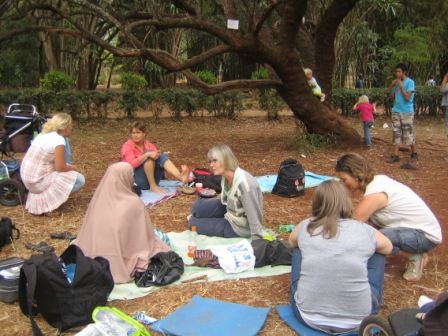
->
[386,63,417,165]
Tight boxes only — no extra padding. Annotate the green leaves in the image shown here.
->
[41,71,75,92]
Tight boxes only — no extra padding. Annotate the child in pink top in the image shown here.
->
[353,95,376,147]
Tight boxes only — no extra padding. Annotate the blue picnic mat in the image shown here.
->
[151,295,270,336]
[276,305,358,336]
[256,171,334,193]
[139,179,182,207]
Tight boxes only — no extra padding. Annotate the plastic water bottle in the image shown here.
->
[187,226,198,258]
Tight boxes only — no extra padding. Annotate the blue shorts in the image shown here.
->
[380,227,437,254]
[133,153,169,190]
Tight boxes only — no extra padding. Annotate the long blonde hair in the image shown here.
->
[307,180,353,239]
[42,113,72,134]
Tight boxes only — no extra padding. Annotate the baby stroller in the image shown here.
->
[0,104,46,206]
[359,291,448,336]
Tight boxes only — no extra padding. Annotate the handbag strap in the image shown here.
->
[19,261,44,336]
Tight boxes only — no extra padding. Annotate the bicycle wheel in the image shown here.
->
[359,315,395,336]
[0,178,25,206]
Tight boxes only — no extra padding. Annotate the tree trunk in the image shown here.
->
[37,32,59,71]
[77,56,89,90]
[314,0,359,100]
[273,52,361,143]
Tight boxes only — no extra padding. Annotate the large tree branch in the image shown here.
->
[278,0,307,46]
[314,0,359,97]
[0,25,141,56]
[127,17,240,47]
[184,72,283,94]
[149,44,232,71]
[253,0,285,36]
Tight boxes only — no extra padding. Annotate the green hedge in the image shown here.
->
[2,86,441,120]
[0,88,244,120]
[332,86,443,117]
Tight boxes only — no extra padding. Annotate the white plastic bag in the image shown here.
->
[210,240,255,274]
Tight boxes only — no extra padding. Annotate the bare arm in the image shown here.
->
[373,229,393,255]
[54,145,77,172]
[352,192,388,222]
[441,73,448,93]
[398,83,413,101]
[288,222,303,247]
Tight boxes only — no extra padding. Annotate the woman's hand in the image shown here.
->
[288,222,302,247]
[148,150,161,160]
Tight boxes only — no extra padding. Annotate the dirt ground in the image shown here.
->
[1,114,447,335]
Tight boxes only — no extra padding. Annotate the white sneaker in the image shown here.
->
[403,253,428,281]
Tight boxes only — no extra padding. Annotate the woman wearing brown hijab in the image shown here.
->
[76,162,170,283]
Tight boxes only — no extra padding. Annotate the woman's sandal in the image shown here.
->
[25,241,55,253]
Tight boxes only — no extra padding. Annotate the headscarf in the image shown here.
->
[76,162,170,283]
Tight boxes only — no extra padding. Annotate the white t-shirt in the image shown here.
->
[365,175,442,244]
[32,132,66,154]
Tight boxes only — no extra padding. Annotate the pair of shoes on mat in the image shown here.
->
[178,185,196,195]
[25,241,55,253]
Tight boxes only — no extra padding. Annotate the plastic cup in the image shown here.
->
[195,183,203,193]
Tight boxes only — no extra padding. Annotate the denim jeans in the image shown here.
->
[65,137,72,164]
[363,121,374,145]
[380,227,436,254]
[71,173,85,193]
[290,249,385,329]
[133,153,169,190]
[188,197,239,238]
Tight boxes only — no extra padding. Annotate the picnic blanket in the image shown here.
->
[139,180,183,207]
[109,231,291,301]
[151,295,270,336]
[276,305,358,336]
[256,171,334,193]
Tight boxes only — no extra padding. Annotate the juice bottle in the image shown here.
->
[187,226,198,258]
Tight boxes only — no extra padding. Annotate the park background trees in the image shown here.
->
[0,0,447,142]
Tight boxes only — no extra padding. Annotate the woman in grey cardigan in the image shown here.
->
[188,144,265,240]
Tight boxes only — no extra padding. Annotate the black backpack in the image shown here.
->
[19,244,114,335]
[272,158,305,197]
[0,217,20,250]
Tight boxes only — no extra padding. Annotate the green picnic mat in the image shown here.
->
[109,231,291,301]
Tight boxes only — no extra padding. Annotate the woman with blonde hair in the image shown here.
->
[353,95,376,147]
[335,152,442,281]
[289,179,392,333]
[20,113,84,215]
[188,144,265,239]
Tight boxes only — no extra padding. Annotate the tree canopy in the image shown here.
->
[1,0,447,143]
